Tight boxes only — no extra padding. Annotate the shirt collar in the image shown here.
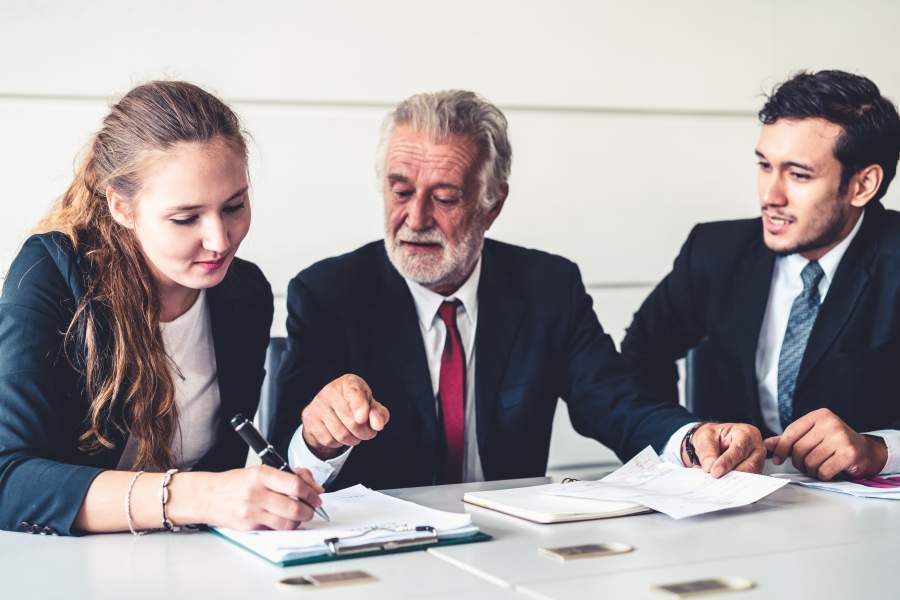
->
[780,210,865,288]
[403,257,482,332]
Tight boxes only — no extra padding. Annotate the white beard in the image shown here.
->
[384,220,485,290]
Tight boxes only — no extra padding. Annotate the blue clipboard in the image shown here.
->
[209,527,493,567]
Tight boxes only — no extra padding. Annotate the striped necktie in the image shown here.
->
[776,260,825,430]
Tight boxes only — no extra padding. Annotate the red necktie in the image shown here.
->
[437,301,465,484]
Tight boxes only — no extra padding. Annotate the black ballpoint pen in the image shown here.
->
[230,413,330,522]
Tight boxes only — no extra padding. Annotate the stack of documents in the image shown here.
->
[774,473,900,500]
[545,446,788,519]
[212,485,486,566]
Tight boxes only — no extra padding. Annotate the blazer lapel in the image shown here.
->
[474,243,525,469]
[796,205,880,389]
[373,249,438,446]
[207,285,241,423]
[727,234,776,421]
[203,269,258,471]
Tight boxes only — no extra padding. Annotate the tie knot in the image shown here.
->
[437,300,461,327]
[800,260,824,293]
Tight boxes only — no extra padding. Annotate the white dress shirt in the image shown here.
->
[287,260,483,485]
[117,290,221,471]
[288,256,690,486]
[755,212,900,474]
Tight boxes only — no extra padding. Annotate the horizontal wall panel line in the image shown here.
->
[0,93,755,119]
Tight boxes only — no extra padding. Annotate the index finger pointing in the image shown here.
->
[369,400,390,431]
[342,378,373,425]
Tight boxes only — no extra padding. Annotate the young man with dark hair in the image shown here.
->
[622,70,900,481]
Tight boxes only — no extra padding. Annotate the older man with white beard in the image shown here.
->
[271,90,765,490]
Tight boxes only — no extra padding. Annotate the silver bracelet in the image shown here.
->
[160,468,181,532]
[125,470,147,536]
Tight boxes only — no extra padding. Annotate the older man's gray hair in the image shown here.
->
[376,90,512,211]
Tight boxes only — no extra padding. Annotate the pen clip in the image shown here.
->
[324,526,438,556]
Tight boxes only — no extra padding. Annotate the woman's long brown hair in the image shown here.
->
[34,81,247,470]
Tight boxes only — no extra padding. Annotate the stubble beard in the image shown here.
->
[765,197,849,257]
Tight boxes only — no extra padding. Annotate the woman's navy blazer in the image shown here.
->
[0,232,273,535]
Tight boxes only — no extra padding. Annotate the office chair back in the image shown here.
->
[684,337,720,419]
[258,336,287,439]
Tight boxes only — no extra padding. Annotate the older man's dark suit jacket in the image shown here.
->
[272,239,695,490]
[0,233,273,536]
[621,201,900,437]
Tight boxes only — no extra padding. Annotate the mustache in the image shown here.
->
[394,226,446,245]
[761,206,795,221]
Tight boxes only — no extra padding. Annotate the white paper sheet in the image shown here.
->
[214,484,475,562]
[545,446,788,519]
[773,473,900,500]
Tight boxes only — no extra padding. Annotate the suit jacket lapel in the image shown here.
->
[474,242,525,472]
[728,234,776,422]
[201,269,257,470]
[207,284,241,423]
[374,249,438,447]
[796,205,880,389]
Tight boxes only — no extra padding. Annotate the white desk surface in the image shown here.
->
[516,537,900,599]
[0,478,541,600]
[0,526,518,600]
[425,478,900,588]
[3,472,897,599]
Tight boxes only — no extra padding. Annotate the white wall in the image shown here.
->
[4,0,900,469]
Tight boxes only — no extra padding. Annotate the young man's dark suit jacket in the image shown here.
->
[621,201,900,437]
[272,239,695,490]
[0,233,273,536]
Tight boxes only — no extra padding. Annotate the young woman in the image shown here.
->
[0,81,322,536]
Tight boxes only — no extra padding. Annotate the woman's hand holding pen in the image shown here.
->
[167,466,324,531]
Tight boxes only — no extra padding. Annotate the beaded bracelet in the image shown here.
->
[125,470,147,536]
[160,468,181,532]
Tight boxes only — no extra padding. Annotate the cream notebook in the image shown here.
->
[463,483,650,524]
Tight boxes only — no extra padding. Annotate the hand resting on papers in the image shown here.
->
[764,408,888,481]
[681,422,766,478]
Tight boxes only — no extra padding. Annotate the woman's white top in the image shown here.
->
[116,290,221,471]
